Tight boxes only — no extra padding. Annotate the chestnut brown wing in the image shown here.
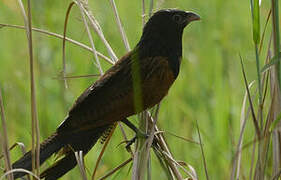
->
[57,53,175,133]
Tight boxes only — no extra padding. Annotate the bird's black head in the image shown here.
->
[137,9,200,77]
[146,9,200,31]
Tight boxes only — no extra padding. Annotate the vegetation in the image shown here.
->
[0,0,280,179]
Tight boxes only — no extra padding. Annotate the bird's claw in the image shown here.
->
[125,131,149,152]
[125,136,137,151]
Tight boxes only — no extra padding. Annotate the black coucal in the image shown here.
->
[12,9,200,179]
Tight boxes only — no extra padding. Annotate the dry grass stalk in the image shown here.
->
[0,142,26,160]
[62,2,75,89]
[141,0,146,28]
[54,74,100,80]
[0,23,114,65]
[149,112,186,179]
[160,150,197,179]
[74,0,118,62]
[0,169,40,180]
[109,0,131,51]
[231,81,255,180]
[164,131,200,145]
[76,0,104,75]
[74,151,88,180]
[98,158,132,180]
[132,111,156,180]
[17,0,40,176]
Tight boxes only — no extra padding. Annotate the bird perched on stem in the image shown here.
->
[12,9,200,179]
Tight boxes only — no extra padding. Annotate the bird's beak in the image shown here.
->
[185,11,200,22]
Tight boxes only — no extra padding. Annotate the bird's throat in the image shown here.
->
[137,32,183,78]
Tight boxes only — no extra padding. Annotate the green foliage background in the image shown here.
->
[0,0,278,179]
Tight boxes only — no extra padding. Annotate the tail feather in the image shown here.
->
[40,152,77,180]
[12,125,111,179]
[40,126,109,180]
[12,132,63,179]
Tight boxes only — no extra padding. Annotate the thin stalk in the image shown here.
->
[271,0,281,176]
[161,151,197,179]
[231,81,255,180]
[195,119,209,180]
[0,88,13,180]
[62,2,75,89]
[255,45,263,129]
[0,23,114,64]
[240,55,260,138]
[0,169,40,180]
[76,0,104,75]
[141,0,146,28]
[74,151,88,180]
[0,142,26,160]
[149,115,183,179]
[76,1,118,62]
[109,0,131,51]
[271,0,280,88]
[18,0,41,176]
[54,73,100,80]
[98,158,132,180]
[148,0,154,18]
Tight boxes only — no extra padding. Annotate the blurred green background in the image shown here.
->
[0,0,277,179]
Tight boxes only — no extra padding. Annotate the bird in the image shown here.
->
[12,9,200,179]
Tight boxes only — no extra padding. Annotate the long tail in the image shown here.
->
[12,132,63,179]
[12,125,112,180]
[40,126,111,180]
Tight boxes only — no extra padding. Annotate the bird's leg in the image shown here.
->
[121,118,148,138]
[121,119,149,150]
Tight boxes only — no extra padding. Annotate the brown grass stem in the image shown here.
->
[62,2,75,89]
[98,157,132,180]
[240,55,261,139]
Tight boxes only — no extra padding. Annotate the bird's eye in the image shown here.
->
[172,14,182,23]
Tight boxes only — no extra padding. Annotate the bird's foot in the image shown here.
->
[125,136,137,151]
[121,119,158,152]
[125,131,149,152]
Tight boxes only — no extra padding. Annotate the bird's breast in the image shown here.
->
[139,56,176,110]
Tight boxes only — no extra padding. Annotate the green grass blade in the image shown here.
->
[270,112,281,131]
[261,52,281,72]
[252,0,260,44]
